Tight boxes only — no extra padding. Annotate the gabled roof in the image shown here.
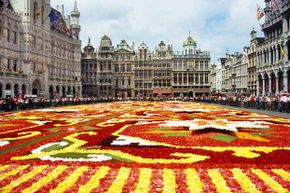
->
[116,40,132,52]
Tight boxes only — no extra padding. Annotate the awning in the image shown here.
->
[153,90,172,94]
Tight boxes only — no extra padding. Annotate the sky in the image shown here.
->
[51,0,265,63]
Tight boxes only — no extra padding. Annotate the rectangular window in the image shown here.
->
[205,74,209,83]
[178,74,182,83]
[189,73,194,84]
[200,74,204,84]
[12,31,17,44]
[173,61,177,70]
[205,61,208,69]
[115,65,119,72]
[195,61,199,69]
[6,28,10,42]
[121,64,125,72]
[178,62,182,70]
[200,61,204,70]
[195,74,199,84]
[174,74,177,84]
[183,74,187,84]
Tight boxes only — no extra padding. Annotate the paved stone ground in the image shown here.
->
[212,104,290,118]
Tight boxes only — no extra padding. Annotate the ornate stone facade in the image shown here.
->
[81,38,97,97]
[134,42,154,98]
[113,40,134,98]
[247,29,264,96]
[257,0,290,96]
[97,35,114,97]
[172,35,211,97]
[81,34,211,98]
[0,0,82,99]
[0,2,27,98]
[152,41,173,97]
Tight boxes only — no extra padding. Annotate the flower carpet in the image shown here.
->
[0,101,289,192]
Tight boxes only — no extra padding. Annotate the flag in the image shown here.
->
[256,4,265,20]
[63,24,69,33]
[281,46,286,58]
[280,45,286,72]
[48,8,59,24]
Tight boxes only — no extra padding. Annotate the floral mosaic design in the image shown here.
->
[0,102,289,192]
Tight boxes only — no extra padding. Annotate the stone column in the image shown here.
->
[262,77,265,96]
[268,48,271,65]
[276,46,279,63]
[273,47,276,64]
[259,53,262,68]
[269,76,272,95]
[256,78,260,96]
[260,50,265,67]
[283,70,288,92]
[283,17,289,60]
[276,73,279,95]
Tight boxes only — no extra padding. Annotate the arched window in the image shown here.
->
[33,2,38,23]
[13,60,17,72]
[41,6,44,24]
[6,23,11,42]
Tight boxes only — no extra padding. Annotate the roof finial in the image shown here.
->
[88,37,91,46]
[73,0,78,12]
[189,30,191,37]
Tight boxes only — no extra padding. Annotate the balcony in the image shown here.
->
[0,71,28,79]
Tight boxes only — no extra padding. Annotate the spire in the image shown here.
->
[88,37,91,46]
[73,0,78,12]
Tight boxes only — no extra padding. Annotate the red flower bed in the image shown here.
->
[0,102,289,192]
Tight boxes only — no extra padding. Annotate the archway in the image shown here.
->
[189,91,193,98]
[270,72,276,94]
[32,79,41,96]
[67,86,71,95]
[77,86,81,97]
[14,84,19,97]
[278,71,283,92]
[5,83,11,97]
[258,74,263,95]
[264,73,269,95]
[73,86,76,97]
[49,86,54,99]
[62,86,66,97]
[21,84,26,98]
[56,86,60,97]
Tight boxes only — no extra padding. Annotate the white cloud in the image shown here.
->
[51,0,265,62]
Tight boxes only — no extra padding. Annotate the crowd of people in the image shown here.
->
[0,96,114,112]
[196,94,290,113]
[0,94,290,113]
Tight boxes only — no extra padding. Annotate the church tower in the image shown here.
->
[70,0,81,39]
